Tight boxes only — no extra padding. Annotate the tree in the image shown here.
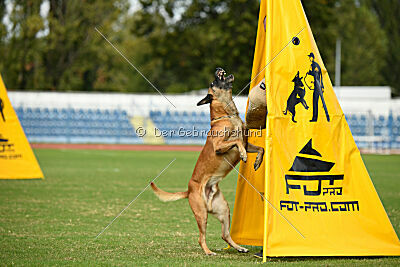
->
[302,0,338,84]
[336,0,387,86]
[0,0,394,94]
[0,0,130,92]
[1,0,44,90]
[303,0,387,87]
[44,0,129,91]
[365,0,400,95]
[129,0,260,94]
[0,1,7,78]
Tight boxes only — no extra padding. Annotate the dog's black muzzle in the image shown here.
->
[213,68,234,90]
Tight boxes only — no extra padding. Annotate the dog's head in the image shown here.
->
[197,67,234,106]
[292,71,304,88]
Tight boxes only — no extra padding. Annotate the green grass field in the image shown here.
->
[0,149,399,266]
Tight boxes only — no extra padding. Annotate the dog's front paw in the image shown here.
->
[240,152,247,163]
[206,251,217,256]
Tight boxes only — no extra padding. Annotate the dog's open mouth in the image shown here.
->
[216,68,226,81]
[214,68,234,89]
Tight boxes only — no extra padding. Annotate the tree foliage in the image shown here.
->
[1,0,129,91]
[0,0,398,95]
[365,0,400,95]
[303,0,387,87]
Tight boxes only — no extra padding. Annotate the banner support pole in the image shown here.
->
[263,0,272,262]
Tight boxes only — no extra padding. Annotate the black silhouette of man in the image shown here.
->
[305,53,324,122]
[0,98,5,122]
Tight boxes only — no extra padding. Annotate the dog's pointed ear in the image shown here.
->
[197,94,213,106]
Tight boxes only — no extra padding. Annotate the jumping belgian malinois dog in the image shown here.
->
[151,68,264,255]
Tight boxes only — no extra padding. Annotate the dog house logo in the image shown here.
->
[280,139,359,213]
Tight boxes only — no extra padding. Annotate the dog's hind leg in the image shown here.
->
[206,184,217,211]
[211,190,248,253]
[188,192,215,255]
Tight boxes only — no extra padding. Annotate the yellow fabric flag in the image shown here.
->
[230,0,267,246]
[0,75,43,179]
[231,0,400,258]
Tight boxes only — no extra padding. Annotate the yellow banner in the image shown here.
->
[0,75,43,179]
[230,0,267,246]
[231,0,400,258]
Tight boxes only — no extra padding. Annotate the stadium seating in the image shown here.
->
[150,110,207,144]
[14,107,400,149]
[15,107,141,144]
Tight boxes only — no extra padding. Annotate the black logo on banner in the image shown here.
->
[0,97,5,122]
[0,137,14,153]
[285,139,341,195]
[283,71,309,123]
[304,53,330,122]
[280,139,359,213]
[283,53,331,123]
[0,135,21,160]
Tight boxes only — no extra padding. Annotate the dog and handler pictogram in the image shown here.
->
[282,52,331,124]
[231,0,400,261]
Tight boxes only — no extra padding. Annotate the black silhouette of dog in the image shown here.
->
[283,71,309,123]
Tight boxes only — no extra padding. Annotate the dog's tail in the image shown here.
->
[150,182,188,202]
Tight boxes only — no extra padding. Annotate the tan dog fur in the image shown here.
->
[151,69,264,255]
